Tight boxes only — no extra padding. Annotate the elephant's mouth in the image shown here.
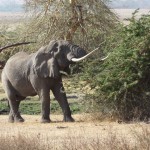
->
[71,47,109,62]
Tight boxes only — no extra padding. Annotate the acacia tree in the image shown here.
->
[0,1,117,68]
[24,0,117,51]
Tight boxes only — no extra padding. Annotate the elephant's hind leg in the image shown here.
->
[8,100,24,123]
[8,109,14,123]
[3,79,24,123]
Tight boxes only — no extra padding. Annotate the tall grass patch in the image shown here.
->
[0,125,149,150]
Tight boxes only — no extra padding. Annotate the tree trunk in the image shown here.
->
[66,0,84,41]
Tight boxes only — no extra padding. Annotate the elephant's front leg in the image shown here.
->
[39,90,51,123]
[52,80,74,122]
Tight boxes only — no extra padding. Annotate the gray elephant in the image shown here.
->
[1,40,108,123]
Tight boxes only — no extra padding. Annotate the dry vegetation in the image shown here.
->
[0,115,150,150]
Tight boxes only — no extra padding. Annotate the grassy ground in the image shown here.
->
[0,78,86,115]
[0,77,150,150]
[0,97,84,115]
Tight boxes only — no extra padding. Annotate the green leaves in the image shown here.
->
[83,10,150,120]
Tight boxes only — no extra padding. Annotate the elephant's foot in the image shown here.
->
[8,114,24,123]
[14,116,24,123]
[41,118,51,123]
[14,113,24,123]
[8,115,14,123]
[63,116,75,122]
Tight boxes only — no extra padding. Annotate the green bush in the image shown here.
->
[83,10,150,121]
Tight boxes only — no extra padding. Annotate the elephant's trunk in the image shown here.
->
[71,47,109,62]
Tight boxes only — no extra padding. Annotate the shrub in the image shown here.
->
[82,10,150,121]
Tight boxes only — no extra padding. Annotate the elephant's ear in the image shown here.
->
[33,47,60,78]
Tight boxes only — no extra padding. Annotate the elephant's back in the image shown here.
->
[3,51,33,79]
[8,52,29,61]
[5,52,32,69]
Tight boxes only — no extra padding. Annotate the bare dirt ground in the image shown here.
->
[0,114,149,149]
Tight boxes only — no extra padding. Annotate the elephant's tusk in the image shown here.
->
[59,71,69,76]
[99,53,109,61]
[71,47,109,62]
[71,47,99,62]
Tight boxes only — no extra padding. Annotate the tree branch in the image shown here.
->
[0,41,35,69]
[0,42,35,53]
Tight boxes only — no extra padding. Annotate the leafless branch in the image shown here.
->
[0,42,35,53]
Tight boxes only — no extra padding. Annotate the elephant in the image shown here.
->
[1,40,108,123]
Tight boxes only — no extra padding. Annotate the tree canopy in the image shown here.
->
[24,0,117,50]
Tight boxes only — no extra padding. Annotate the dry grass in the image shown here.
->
[0,115,149,150]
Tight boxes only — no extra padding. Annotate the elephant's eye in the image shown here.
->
[53,47,58,52]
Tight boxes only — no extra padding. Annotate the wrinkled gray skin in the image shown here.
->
[1,40,86,123]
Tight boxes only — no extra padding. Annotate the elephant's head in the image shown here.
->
[33,40,107,78]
